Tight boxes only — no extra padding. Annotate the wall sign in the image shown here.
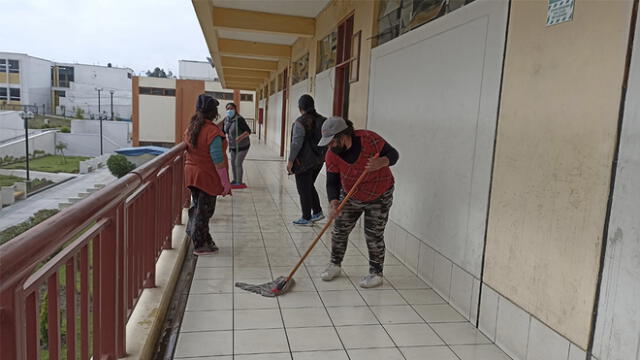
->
[547,0,575,26]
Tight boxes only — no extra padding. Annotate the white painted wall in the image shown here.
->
[0,52,53,110]
[314,68,334,118]
[138,94,176,143]
[56,133,121,157]
[55,63,133,119]
[266,91,283,152]
[367,0,508,319]
[70,119,129,141]
[593,6,640,359]
[179,60,217,80]
[0,131,56,158]
[0,111,23,130]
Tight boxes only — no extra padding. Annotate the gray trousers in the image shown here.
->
[230,148,249,183]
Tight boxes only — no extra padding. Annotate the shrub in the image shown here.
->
[60,126,70,133]
[107,154,136,178]
[0,209,60,246]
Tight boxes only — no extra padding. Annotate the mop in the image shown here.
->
[235,161,372,297]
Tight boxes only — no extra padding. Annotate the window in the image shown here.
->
[0,88,7,100]
[8,60,19,74]
[0,60,6,73]
[375,0,461,46]
[292,53,309,85]
[127,73,132,79]
[9,88,20,101]
[205,91,233,101]
[316,32,337,73]
[240,94,253,102]
[53,66,75,88]
[139,87,176,96]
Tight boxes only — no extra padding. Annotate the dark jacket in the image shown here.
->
[289,112,326,174]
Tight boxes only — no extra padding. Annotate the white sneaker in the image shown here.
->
[359,273,383,288]
[320,263,342,281]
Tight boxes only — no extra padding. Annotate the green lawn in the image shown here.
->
[0,174,24,187]
[1,155,89,174]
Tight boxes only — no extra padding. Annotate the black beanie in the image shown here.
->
[298,94,315,112]
[196,94,219,113]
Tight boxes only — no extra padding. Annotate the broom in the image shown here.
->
[235,155,375,297]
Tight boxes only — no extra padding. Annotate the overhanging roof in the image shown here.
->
[192,0,330,91]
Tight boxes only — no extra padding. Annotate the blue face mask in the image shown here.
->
[227,109,236,118]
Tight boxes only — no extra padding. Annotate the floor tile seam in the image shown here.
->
[339,271,411,360]
[384,274,464,360]
[249,168,294,360]
[256,162,352,360]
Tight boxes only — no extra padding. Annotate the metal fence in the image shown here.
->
[0,143,187,359]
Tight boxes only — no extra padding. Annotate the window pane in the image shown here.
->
[150,88,163,95]
[164,89,176,96]
[8,60,19,73]
[0,60,6,73]
[139,87,152,95]
[240,94,253,101]
[0,88,7,99]
[9,88,20,100]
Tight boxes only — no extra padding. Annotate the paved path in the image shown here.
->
[173,141,512,360]
[0,168,116,232]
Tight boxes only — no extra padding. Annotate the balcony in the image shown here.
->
[0,139,512,359]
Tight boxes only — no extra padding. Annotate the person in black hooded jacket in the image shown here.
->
[287,94,327,226]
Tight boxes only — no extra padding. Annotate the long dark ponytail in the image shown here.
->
[187,94,219,148]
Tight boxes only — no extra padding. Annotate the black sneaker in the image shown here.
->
[193,242,219,256]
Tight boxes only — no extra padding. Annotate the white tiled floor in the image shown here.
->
[174,140,511,360]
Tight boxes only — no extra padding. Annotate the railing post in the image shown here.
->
[116,204,127,357]
[97,214,118,358]
[0,285,20,359]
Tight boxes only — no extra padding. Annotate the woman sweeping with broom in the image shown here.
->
[184,94,232,255]
[318,116,399,288]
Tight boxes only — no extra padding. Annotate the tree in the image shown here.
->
[145,67,174,78]
[55,141,68,164]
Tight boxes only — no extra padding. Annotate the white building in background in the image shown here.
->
[52,63,134,120]
[0,51,134,120]
[178,59,218,81]
[0,52,53,111]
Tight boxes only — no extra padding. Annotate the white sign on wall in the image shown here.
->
[547,0,575,26]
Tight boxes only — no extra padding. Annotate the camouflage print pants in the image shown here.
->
[186,186,217,249]
[330,187,394,275]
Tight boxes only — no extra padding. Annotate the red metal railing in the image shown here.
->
[0,143,187,360]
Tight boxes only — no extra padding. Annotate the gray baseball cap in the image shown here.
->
[318,116,348,147]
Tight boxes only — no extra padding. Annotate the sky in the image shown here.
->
[1,0,210,75]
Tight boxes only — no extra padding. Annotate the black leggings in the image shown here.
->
[186,186,217,248]
[295,166,323,220]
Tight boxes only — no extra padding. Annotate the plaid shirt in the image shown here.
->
[326,130,394,202]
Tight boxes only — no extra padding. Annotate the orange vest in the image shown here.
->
[184,122,229,196]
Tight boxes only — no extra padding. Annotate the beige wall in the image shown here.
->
[484,0,633,348]
[138,94,176,143]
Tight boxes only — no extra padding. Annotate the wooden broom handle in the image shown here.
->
[286,154,378,280]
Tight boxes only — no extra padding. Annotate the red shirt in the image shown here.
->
[184,122,229,196]
[325,130,394,202]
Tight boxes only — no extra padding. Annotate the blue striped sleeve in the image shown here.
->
[209,136,224,164]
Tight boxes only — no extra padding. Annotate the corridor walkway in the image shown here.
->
[173,141,511,360]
